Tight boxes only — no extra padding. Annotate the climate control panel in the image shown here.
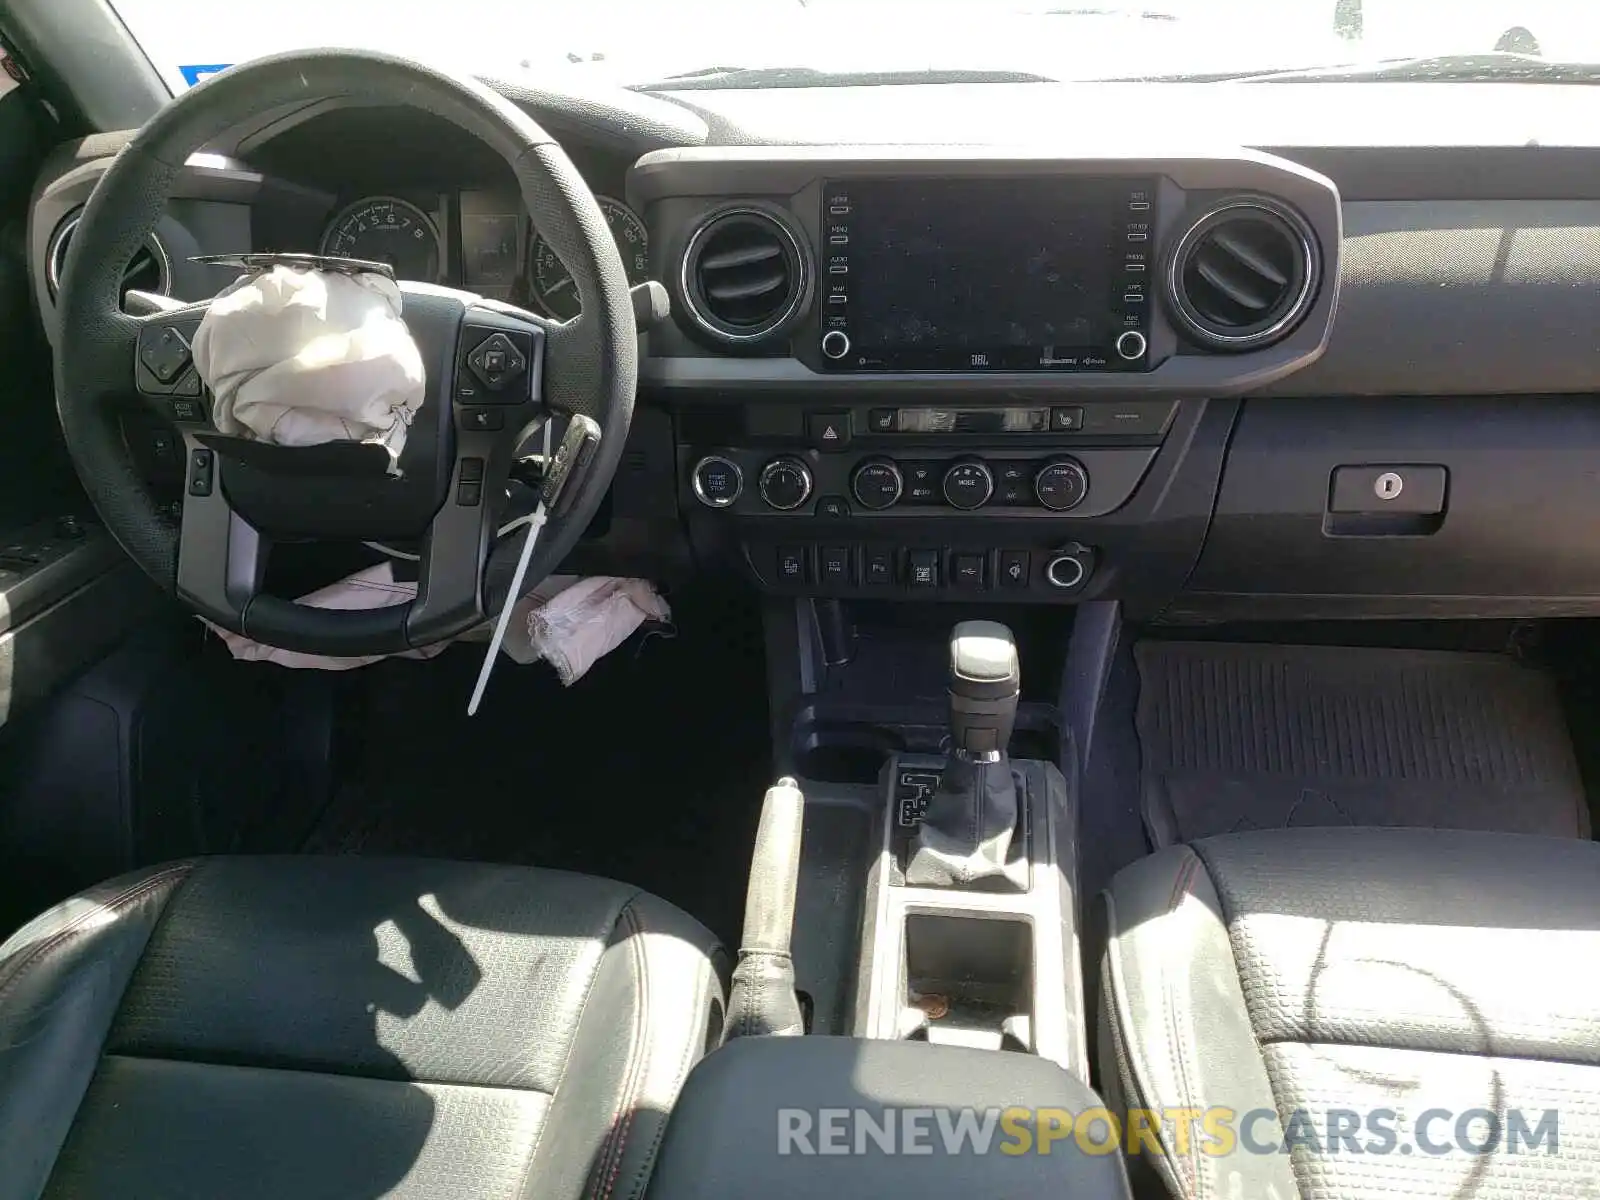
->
[690,450,1138,517]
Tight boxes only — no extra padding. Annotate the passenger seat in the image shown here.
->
[1098,827,1599,1198]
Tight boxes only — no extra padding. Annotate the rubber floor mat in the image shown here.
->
[1134,641,1588,846]
[304,589,772,948]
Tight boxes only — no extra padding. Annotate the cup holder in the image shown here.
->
[790,720,903,784]
[901,912,1034,1054]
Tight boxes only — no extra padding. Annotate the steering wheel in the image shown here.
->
[54,49,636,655]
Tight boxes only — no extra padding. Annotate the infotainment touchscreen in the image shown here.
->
[819,177,1155,372]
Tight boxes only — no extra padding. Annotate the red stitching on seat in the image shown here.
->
[594,903,651,1200]
[0,864,192,1006]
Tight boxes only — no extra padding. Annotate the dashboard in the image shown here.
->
[24,82,1600,621]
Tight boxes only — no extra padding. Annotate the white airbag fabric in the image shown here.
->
[190,266,425,470]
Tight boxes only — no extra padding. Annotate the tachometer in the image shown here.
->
[530,196,648,320]
[319,196,441,281]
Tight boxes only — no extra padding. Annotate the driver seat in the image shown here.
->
[0,856,725,1199]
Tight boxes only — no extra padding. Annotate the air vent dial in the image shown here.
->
[680,208,808,345]
[1166,199,1318,352]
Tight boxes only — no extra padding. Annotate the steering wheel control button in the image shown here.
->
[1046,552,1089,590]
[188,448,215,497]
[758,458,813,510]
[1329,465,1447,515]
[806,412,851,451]
[456,457,486,507]
[851,459,903,510]
[816,495,852,519]
[172,369,203,397]
[819,546,852,585]
[821,330,851,360]
[907,549,940,588]
[466,331,528,396]
[999,550,1031,589]
[691,456,744,508]
[1115,329,1149,361]
[140,326,192,385]
[460,407,504,433]
[170,398,206,424]
[864,548,894,585]
[776,546,808,584]
[951,553,985,589]
[942,460,995,510]
[1035,458,1091,511]
[1050,406,1085,433]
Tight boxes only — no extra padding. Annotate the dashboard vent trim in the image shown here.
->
[679,207,808,345]
[46,211,172,304]
[1166,198,1318,352]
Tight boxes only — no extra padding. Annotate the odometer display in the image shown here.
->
[319,196,441,281]
[530,196,648,320]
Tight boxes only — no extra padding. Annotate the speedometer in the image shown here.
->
[319,196,441,281]
[530,196,649,320]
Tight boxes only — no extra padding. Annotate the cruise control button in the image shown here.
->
[907,550,939,588]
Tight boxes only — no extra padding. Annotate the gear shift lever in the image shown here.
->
[905,621,1026,889]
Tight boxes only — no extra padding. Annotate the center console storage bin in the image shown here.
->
[647,1037,1133,1200]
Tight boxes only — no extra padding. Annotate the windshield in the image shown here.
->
[110,0,1600,92]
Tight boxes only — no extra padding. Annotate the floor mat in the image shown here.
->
[304,589,772,948]
[1134,641,1589,846]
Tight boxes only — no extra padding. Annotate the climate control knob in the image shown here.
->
[851,458,904,510]
[758,457,814,511]
[942,459,995,510]
[1034,458,1090,512]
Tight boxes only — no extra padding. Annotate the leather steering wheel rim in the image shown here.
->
[54,49,636,653]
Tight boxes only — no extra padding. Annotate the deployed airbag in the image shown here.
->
[190,264,425,470]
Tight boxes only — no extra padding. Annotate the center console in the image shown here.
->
[634,147,1342,612]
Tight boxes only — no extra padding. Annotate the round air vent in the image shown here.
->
[1166,199,1318,351]
[680,208,808,344]
[46,212,171,304]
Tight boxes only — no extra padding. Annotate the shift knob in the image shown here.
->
[947,620,1020,759]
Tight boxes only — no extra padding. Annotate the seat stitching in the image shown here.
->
[0,864,193,1007]
[623,955,711,1200]
[594,902,651,1200]
[1162,850,1202,1198]
[516,888,642,1197]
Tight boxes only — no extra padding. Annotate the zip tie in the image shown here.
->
[467,419,553,715]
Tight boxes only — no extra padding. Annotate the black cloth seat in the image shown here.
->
[0,856,725,1200]
[1099,827,1600,1200]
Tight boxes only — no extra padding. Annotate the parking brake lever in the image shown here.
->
[725,777,806,1039]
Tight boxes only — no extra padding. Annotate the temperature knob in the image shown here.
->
[942,459,995,510]
[758,457,814,511]
[1034,458,1089,512]
[851,458,904,510]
